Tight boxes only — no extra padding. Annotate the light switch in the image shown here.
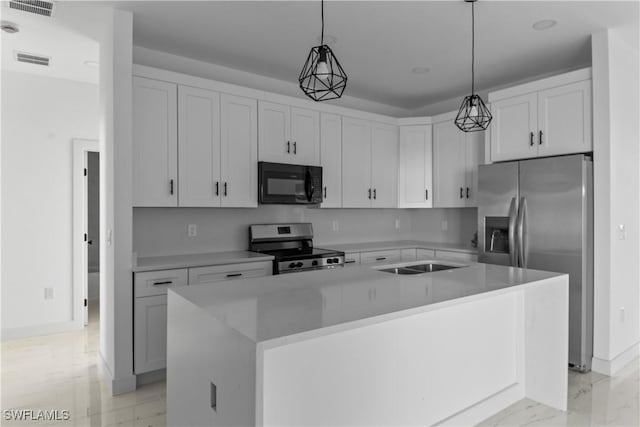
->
[332,220,339,232]
[618,224,626,240]
[188,224,197,237]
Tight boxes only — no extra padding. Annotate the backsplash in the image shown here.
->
[133,206,477,257]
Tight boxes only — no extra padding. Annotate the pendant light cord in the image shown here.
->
[321,0,325,46]
[471,0,475,96]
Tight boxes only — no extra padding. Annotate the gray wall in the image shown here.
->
[133,206,478,257]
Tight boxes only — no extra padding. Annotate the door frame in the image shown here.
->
[72,139,100,327]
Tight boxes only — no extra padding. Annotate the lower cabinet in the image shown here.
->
[360,249,402,265]
[416,248,436,260]
[435,250,478,262]
[134,295,169,374]
[400,248,417,261]
[189,261,272,285]
[344,252,361,266]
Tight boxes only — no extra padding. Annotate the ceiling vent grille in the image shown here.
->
[15,51,50,66]
[9,0,54,17]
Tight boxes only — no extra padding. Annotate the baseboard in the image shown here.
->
[592,342,640,376]
[1,321,81,341]
[99,351,137,396]
[435,383,524,426]
[136,369,166,387]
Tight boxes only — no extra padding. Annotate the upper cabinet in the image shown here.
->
[342,118,398,208]
[133,77,178,207]
[320,113,342,208]
[489,70,592,162]
[258,101,320,166]
[398,125,433,208]
[432,116,482,208]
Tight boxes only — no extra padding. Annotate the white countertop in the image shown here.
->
[170,261,564,343]
[132,250,274,272]
[322,240,477,254]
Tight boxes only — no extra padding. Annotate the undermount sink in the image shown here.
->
[379,263,464,275]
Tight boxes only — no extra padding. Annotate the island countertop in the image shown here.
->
[169,261,565,343]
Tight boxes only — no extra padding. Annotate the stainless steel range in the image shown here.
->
[249,223,344,274]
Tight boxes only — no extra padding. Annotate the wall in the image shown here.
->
[591,27,640,375]
[133,207,474,257]
[1,72,99,337]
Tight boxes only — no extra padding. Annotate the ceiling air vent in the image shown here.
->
[15,51,50,66]
[9,0,54,17]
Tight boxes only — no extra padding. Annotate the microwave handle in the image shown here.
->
[305,169,315,202]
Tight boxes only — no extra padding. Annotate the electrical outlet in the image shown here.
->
[332,220,339,231]
[441,220,448,232]
[620,307,625,323]
[188,224,197,237]
[395,219,401,229]
[618,224,626,240]
[44,288,54,300]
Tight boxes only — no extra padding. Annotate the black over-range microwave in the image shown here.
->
[258,162,323,205]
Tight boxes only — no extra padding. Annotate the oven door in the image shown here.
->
[259,162,322,204]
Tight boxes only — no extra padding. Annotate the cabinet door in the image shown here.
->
[344,252,361,266]
[134,295,168,374]
[490,93,538,162]
[537,80,592,157]
[133,77,178,207]
[360,249,402,265]
[371,123,398,208]
[398,125,433,208]
[320,113,342,208]
[258,101,291,163]
[416,249,436,260]
[400,248,418,261]
[433,120,466,208]
[290,107,320,165]
[188,261,272,285]
[178,86,221,207]
[220,94,258,207]
[342,117,372,208]
[464,131,483,207]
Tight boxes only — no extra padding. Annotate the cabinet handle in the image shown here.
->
[324,186,327,198]
[530,132,535,146]
[153,280,172,286]
[215,181,219,196]
[293,141,297,154]
[368,188,372,199]
[287,141,290,153]
[373,189,377,200]
[466,187,470,199]
[375,257,387,261]
[460,187,464,199]
[210,382,217,412]
[345,260,356,264]
[425,189,429,200]
[224,182,228,196]
[226,273,242,278]
[170,179,174,195]
[539,130,544,145]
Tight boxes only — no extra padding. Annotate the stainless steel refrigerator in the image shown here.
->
[477,154,593,372]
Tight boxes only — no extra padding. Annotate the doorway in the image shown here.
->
[87,151,100,324]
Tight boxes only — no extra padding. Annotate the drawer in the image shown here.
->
[435,250,478,262]
[134,269,188,298]
[344,252,361,266]
[416,248,436,260]
[400,248,417,261]
[189,261,272,285]
[360,249,402,265]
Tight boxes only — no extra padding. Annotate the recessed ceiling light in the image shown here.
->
[316,34,337,45]
[1,21,19,34]
[84,60,99,68]
[411,66,431,74]
[532,19,557,31]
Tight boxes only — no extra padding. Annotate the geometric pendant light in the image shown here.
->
[299,0,347,101]
[454,0,492,132]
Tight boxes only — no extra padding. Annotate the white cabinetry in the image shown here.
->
[432,116,481,208]
[400,248,418,261]
[416,249,436,260]
[320,113,342,208]
[344,252,361,266]
[489,72,592,162]
[360,249,402,265]
[342,118,398,208]
[258,101,320,165]
[133,77,178,207]
[435,250,478,262]
[398,125,433,208]
[188,261,272,285]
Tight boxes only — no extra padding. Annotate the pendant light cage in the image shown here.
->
[454,94,492,132]
[299,45,348,101]
[455,0,492,132]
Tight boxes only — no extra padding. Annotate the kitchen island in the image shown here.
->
[166,261,568,426]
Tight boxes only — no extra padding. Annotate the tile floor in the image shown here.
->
[1,303,638,426]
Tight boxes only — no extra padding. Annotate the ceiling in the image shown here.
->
[1,3,99,84]
[110,0,638,111]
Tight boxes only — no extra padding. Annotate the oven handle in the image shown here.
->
[305,168,315,202]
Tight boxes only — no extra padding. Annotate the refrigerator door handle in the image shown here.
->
[517,197,527,268]
[508,197,518,267]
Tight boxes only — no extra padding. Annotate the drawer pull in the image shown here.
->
[226,273,242,278]
[345,260,356,264]
[153,281,172,286]
[375,257,387,261]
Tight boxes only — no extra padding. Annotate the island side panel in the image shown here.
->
[258,291,523,426]
[524,275,569,410]
[167,290,257,427]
